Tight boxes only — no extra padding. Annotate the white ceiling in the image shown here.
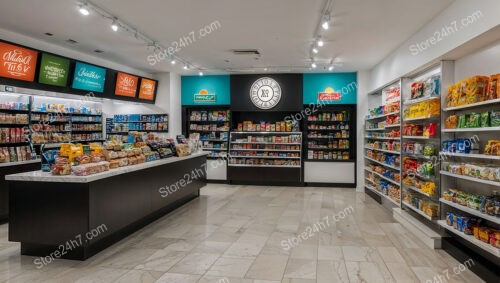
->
[0,0,454,75]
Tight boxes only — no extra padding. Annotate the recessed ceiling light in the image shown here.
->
[171,59,176,65]
[79,4,90,16]
[111,20,119,32]
[317,38,324,47]
[183,65,188,70]
[199,71,204,76]
[328,66,334,71]
[66,39,78,44]
[311,62,317,68]
[312,48,318,54]
[322,21,329,30]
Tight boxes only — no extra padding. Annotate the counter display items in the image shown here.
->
[187,109,230,158]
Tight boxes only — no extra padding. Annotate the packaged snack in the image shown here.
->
[446,212,454,226]
[466,113,480,128]
[487,74,500,100]
[490,111,500,127]
[480,112,490,128]
[458,114,468,128]
[478,227,492,243]
[445,115,458,129]
[467,76,489,102]
[491,231,500,248]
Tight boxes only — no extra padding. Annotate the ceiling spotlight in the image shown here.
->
[111,20,119,32]
[312,48,318,54]
[171,59,176,65]
[199,71,204,76]
[183,65,189,70]
[79,4,90,16]
[322,21,329,30]
[311,62,317,68]
[322,14,330,30]
[328,65,334,71]
[264,68,268,71]
[317,38,324,47]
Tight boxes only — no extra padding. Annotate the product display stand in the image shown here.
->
[438,59,500,279]
[228,130,302,184]
[303,104,356,187]
[183,106,230,181]
[364,80,402,207]
[107,114,168,142]
[400,65,442,227]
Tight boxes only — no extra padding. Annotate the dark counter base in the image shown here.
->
[9,155,206,260]
[228,166,301,184]
[0,161,40,223]
[229,180,304,187]
[20,192,198,260]
[442,236,500,283]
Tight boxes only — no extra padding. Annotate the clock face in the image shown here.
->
[250,77,282,109]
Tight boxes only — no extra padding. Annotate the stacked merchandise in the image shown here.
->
[441,162,500,182]
[229,133,302,167]
[47,143,109,176]
[236,120,298,132]
[365,150,400,168]
[112,114,168,132]
[306,110,353,161]
[443,189,500,219]
[188,110,229,158]
[401,69,441,220]
[445,212,500,249]
[102,141,148,169]
[0,146,33,163]
[445,111,500,130]
[366,140,400,152]
[446,74,499,108]
[0,127,26,144]
[0,102,29,111]
[0,113,29,124]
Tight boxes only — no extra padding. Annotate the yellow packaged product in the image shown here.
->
[428,99,440,115]
[467,76,489,102]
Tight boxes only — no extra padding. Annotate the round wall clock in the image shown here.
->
[250,77,282,109]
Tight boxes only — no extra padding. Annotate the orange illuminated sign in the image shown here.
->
[138,78,156,100]
[0,42,38,82]
[115,72,139,97]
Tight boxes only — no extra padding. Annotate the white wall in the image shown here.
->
[454,39,500,80]
[369,0,500,92]
[169,73,182,137]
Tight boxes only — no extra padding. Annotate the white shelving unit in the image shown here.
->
[364,80,402,207]
[440,198,500,225]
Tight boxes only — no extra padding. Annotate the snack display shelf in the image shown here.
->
[443,98,500,111]
[228,164,300,168]
[402,136,436,140]
[230,131,299,134]
[404,184,436,198]
[70,113,103,117]
[203,148,227,151]
[364,156,400,171]
[404,170,437,181]
[71,130,103,133]
[31,120,69,123]
[306,128,345,131]
[403,115,440,122]
[229,148,300,152]
[189,129,228,132]
[189,120,228,123]
[200,139,227,142]
[402,95,440,106]
[0,123,29,127]
[365,128,386,131]
[307,136,349,139]
[231,142,301,145]
[305,159,353,162]
[364,136,400,140]
[402,201,438,221]
[364,167,400,186]
[440,171,500,186]
[229,156,300,160]
[442,127,500,133]
[308,147,348,151]
[385,124,400,128]
[440,198,500,225]
[364,147,400,155]
[403,153,432,160]
[71,121,102,124]
[307,120,348,123]
[439,152,500,160]
[365,111,400,121]
[0,159,40,168]
[364,183,400,206]
[0,108,29,113]
[437,220,500,258]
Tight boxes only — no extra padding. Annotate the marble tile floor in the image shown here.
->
[0,184,485,283]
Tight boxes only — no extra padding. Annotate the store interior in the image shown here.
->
[0,0,499,282]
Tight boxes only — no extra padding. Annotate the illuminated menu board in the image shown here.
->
[0,42,38,82]
[115,72,139,97]
[72,61,106,92]
[38,53,70,87]
[138,78,157,101]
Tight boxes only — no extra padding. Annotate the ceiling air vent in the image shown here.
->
[94,49,104,53]
[231,49,260,55]
[66,39,78,44]
[44,32,53,36]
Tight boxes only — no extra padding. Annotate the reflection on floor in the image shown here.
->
[0,184,484,282]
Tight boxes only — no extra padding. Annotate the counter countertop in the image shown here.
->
[5,152,208,183]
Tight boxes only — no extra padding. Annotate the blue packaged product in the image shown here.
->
[446,212,454,226]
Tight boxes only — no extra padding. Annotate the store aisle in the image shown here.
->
[0,184,484,283]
